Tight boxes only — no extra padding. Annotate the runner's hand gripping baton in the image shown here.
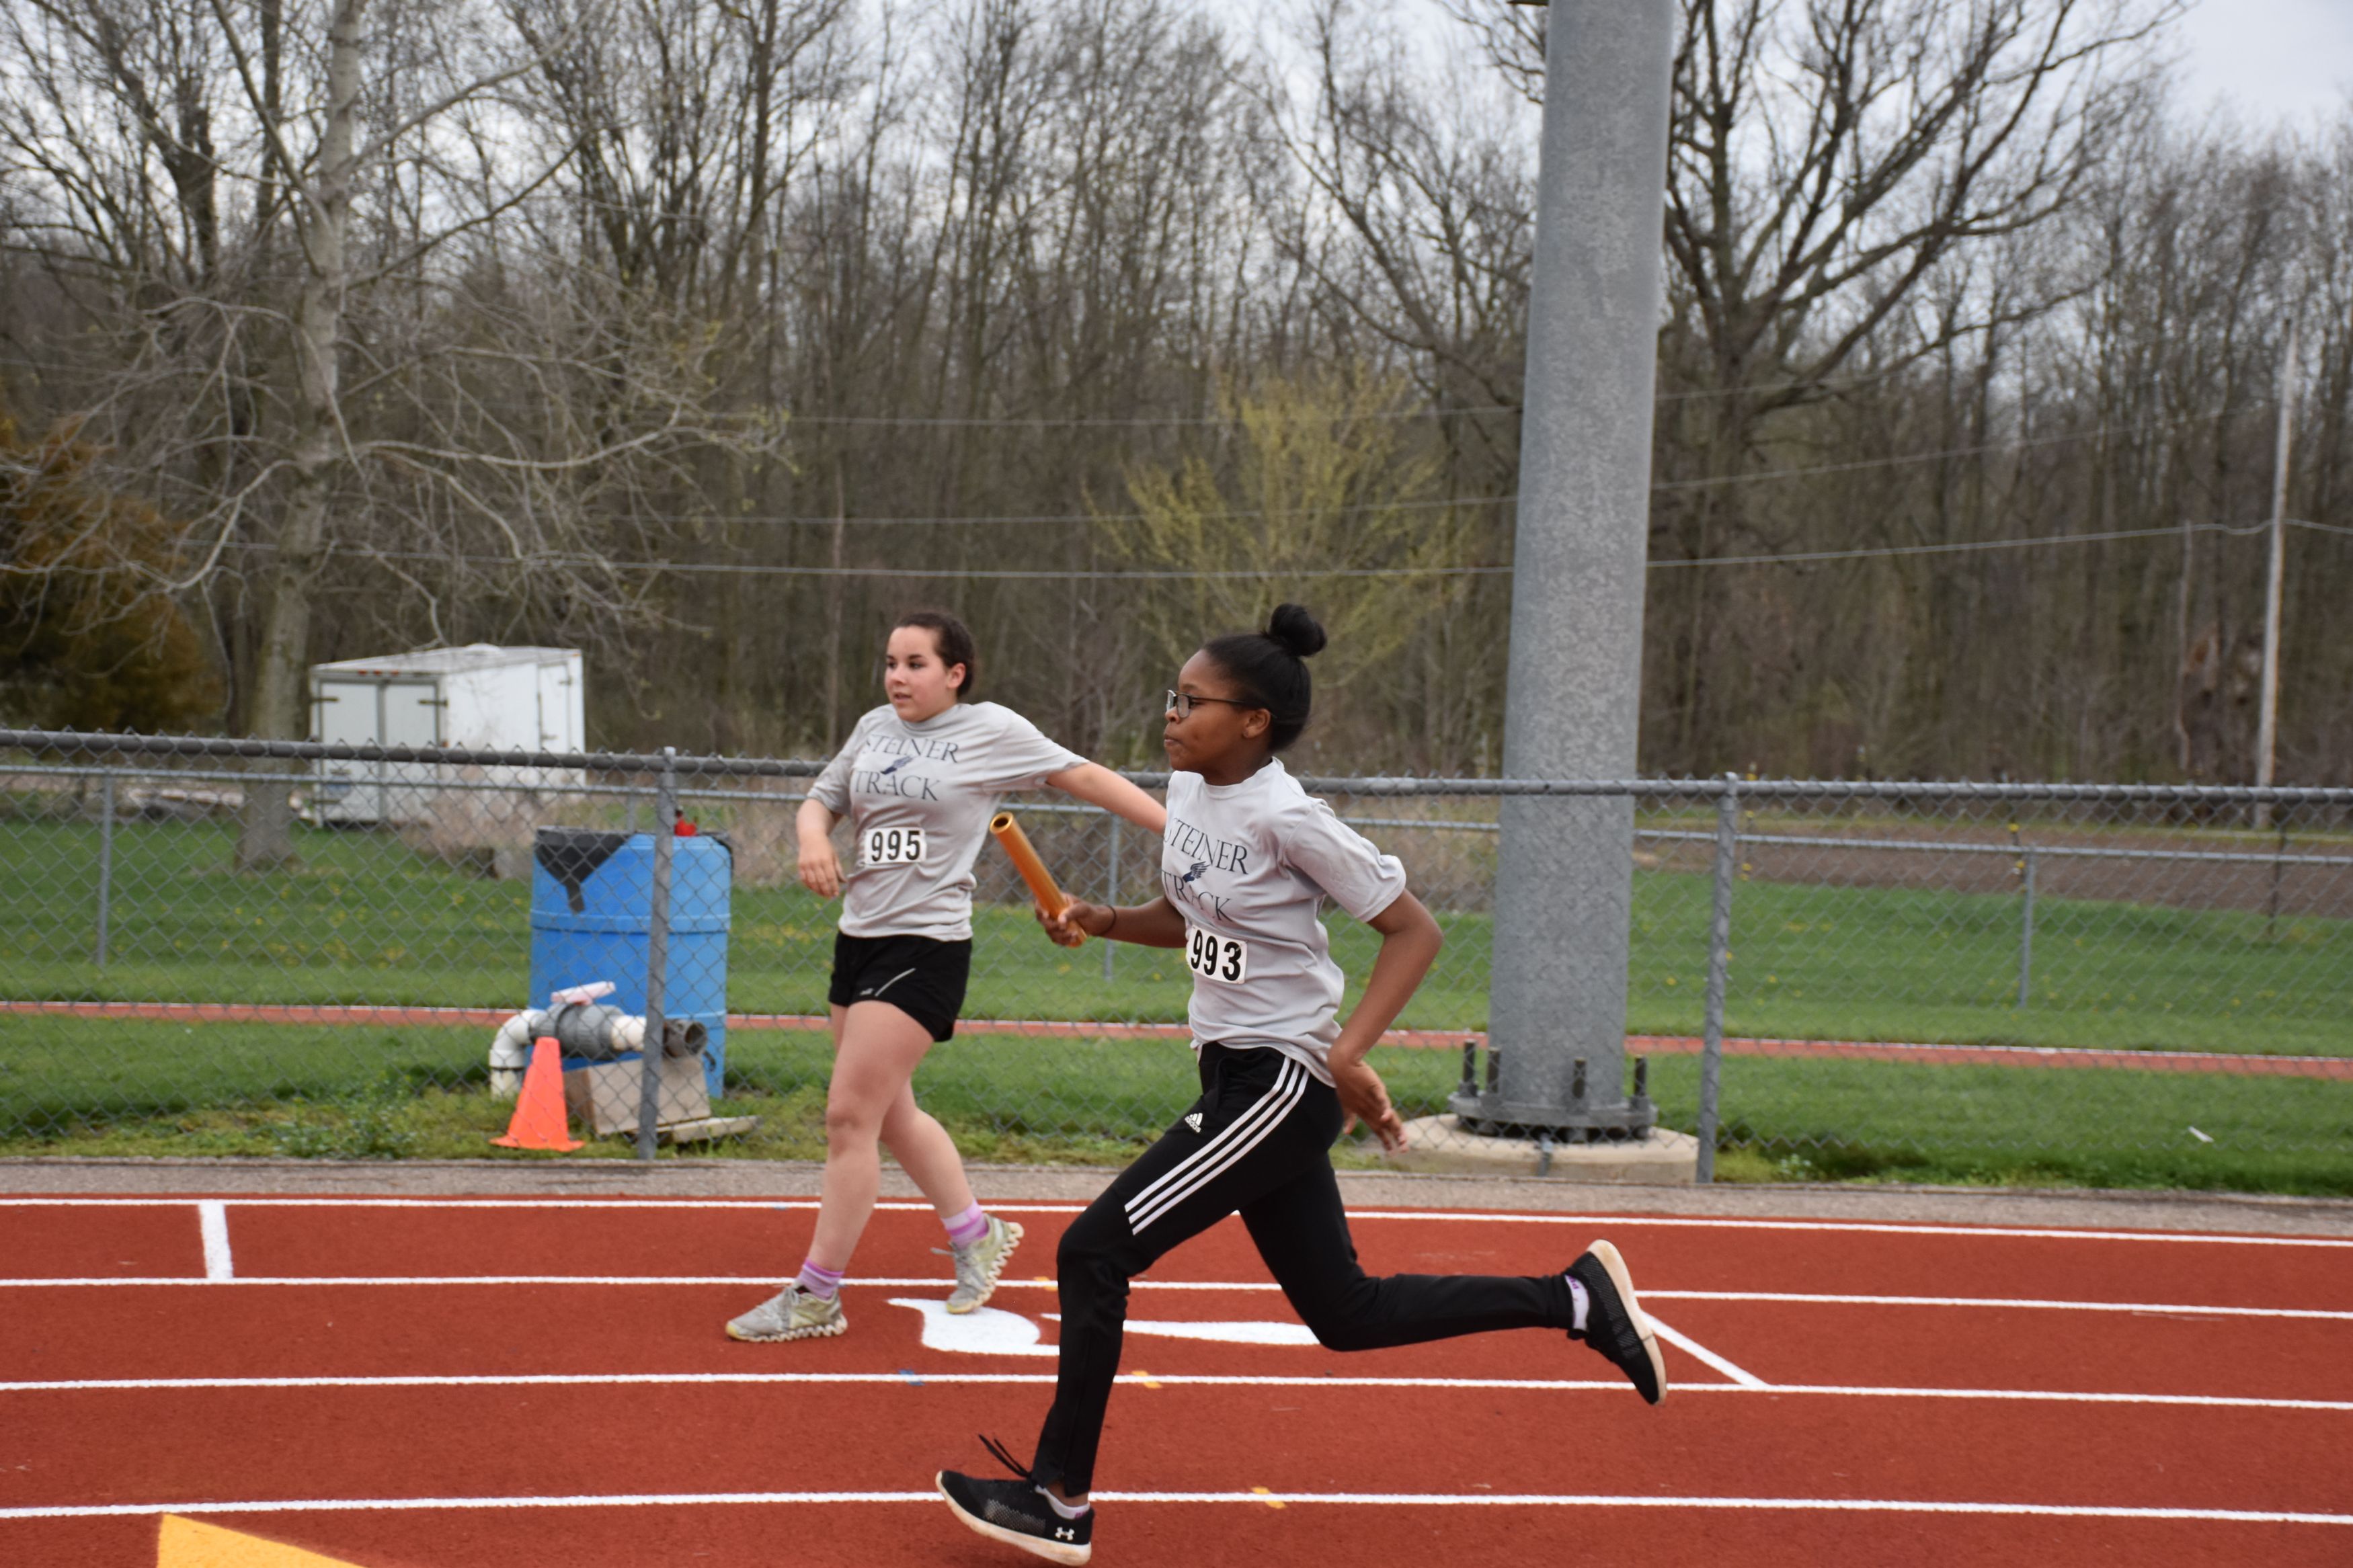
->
[990,811,1083,946]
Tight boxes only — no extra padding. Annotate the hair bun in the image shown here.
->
[1266,603,1326,659]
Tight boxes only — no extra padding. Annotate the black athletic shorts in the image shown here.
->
[827,932,971,1042]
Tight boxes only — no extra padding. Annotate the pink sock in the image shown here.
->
[796,1260,844,1301]
[944,1203,990,1249]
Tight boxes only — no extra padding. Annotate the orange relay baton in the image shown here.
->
[990,811,1082,945]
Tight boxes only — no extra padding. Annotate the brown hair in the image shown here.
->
[893,610,979,700]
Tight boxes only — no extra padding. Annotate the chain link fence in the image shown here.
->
[1,731,2347,1188]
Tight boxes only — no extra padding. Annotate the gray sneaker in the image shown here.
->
[944,1215,1023,1315]
[725,1283,846,1342]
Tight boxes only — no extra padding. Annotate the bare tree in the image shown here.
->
[6,0,2345,784]
[1,0,791,863]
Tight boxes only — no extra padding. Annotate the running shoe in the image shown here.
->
[938,1438,1092,1565]
[1566,1239,1667,1403]
[944,1214,1024,1314]
[723,1283,846,1342]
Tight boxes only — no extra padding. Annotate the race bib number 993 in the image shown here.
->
[861,825,926,868]
[1185,925,1248,984]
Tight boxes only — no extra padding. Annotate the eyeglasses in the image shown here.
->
[1166,689,1257,719]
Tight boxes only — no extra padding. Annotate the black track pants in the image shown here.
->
[1029,1042,1575,1494]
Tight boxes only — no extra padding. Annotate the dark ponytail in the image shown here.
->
[1201,603,1326,752]
[893,610,978,699]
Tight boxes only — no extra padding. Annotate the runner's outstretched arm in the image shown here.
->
[1044,762,1167,834]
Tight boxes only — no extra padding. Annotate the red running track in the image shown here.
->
[0,1196,2348,1567]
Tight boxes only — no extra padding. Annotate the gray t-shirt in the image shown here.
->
[811,701,1086,941]
[1161,759,1408,1084]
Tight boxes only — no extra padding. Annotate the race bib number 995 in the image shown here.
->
[860,825,926,868]
[1185,925,1248,984]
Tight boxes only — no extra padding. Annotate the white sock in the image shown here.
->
[1565,1274,1591,1334]
[1037,1486,1090,1519]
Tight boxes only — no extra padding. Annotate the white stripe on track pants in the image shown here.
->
[1026,1041,1575,1495]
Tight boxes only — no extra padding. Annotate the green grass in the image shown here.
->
[1,814,2347,1189]
[5,817,2346,1053]
[4,1017,2346,1194]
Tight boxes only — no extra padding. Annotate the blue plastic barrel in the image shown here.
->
[531,828,731,1096]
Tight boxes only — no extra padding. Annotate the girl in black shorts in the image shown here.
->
[725,612,1164,1344]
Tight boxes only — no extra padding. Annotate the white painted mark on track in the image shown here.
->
[196,1202,232,1282]
[1647,1314,1769,1388]
[1652,1290,2353,1320]
[1,1371,2345,1413]
[1,1198,2348,1250]
[0,1489,2346,1526]
[887,1299,1055,1357]
[1,1274,2345,1325]
[1339,1213,2353,1249]
[887,1300,1320,1355]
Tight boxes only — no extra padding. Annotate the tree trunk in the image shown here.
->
[237,0,366,871]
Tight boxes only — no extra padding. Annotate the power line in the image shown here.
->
[744,405,1515,428]
[216,544,1514,580]
[2,346,2307,528]
[405,409,2266,528]
[1647,520,2270,569]
[655,493,1507,527]
[0,354,1512,427]
[762,368,1915,421]
[1649,408,2245,493]
[207,516,2283,579]
[0,353,2144,428]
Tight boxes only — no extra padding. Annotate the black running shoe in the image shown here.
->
[1566,1239,1667,1404]
[938,1436,1093,1565]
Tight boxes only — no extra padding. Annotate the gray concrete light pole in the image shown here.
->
[1453,1,1678,1141]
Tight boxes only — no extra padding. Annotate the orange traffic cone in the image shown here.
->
[492,1036,583,1151]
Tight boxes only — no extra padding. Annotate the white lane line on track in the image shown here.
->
[196,1202,232,1282]
[3,1274,2346,1323]
[1342,1214,2353,1248]
[2,1197,2348,1249]
[1,1491,2346,1525]
[1652,1290,2353,1321]
[1647,1315,1769,1388]
[1,1372,2346,1413]
[0,1212,1078,1222]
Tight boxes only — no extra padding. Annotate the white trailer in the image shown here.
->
[309,645,584,824]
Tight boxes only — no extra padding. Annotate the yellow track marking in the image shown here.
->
[159,1515,371,1567]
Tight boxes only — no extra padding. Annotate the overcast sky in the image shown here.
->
[1226,3,2352,139]
[2176,0,2353,129]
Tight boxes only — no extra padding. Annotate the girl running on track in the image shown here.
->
[726,611,1166,1344]
[937,604,1665,1565]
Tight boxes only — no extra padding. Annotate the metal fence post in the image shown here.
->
[93,770,116,968]
[1696,774,1740,1183]
[2266,821,2288,940]
[637,748,678,1161]
[2016,845,2037,1009]
[1102,815,1121,983]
